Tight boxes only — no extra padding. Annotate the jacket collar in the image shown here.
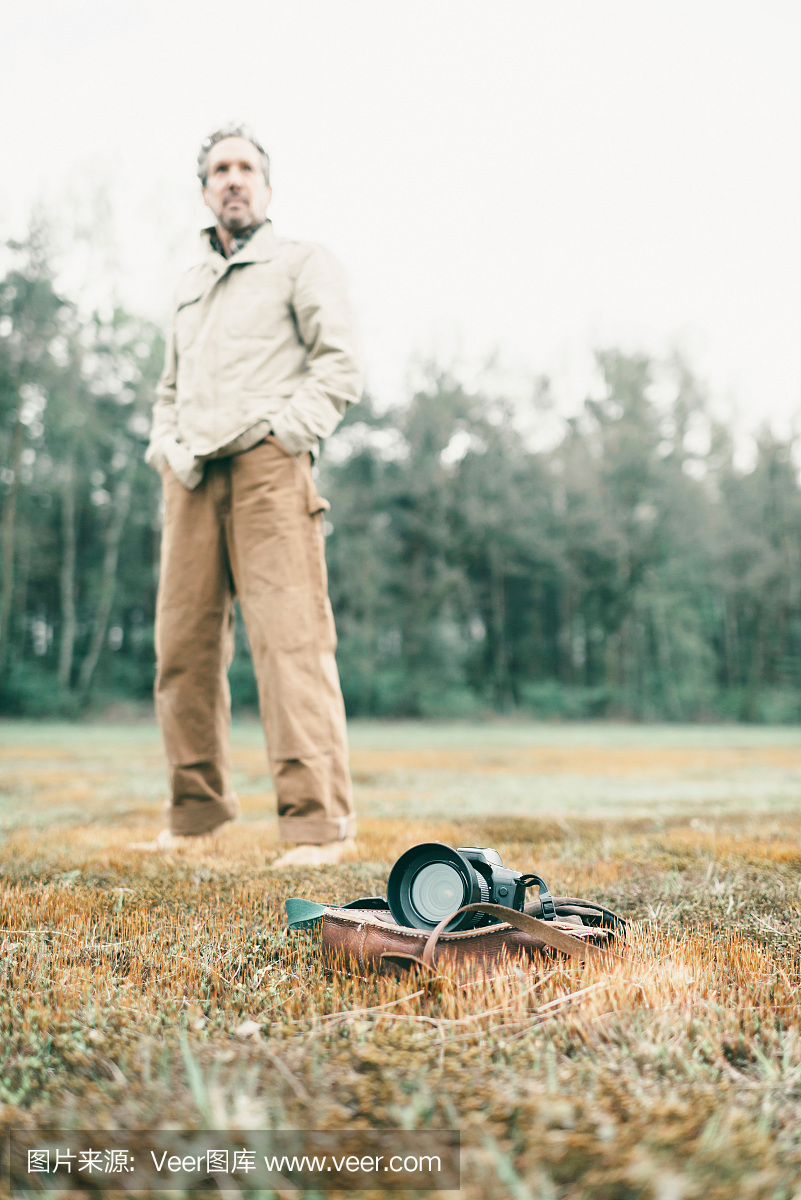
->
[202,219,279,268]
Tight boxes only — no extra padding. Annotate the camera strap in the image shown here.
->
[519,874,556,921]
[421,902,618,966]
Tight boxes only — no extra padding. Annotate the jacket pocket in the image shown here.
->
[174,292,205,355]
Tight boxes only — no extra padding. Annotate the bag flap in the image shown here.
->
[285,898,328,929]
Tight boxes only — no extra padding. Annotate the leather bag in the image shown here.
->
[286,895,624,976]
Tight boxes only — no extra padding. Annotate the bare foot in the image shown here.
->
[129,824,233,852]
[269,838,357,869]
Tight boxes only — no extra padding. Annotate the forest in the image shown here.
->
[1,231,800,722]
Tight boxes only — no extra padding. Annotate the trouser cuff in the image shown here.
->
[168,793,240,836]
[277,814,357,844]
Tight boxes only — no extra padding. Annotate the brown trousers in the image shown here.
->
[154,437,355,842]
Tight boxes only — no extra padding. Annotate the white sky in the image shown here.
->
[3,1,800,438]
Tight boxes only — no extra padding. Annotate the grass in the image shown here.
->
[1,718,801,1198]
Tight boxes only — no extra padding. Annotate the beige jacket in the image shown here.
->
[146,221,362,488]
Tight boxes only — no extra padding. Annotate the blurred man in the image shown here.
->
[144,122,361,867]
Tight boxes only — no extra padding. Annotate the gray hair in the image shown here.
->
[197,123,271,186]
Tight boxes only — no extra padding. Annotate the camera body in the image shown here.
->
[456,846,528,915]
[387,841,549,932]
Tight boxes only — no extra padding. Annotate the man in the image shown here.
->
[144,122,361,867]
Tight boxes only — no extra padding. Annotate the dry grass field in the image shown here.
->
[1,719,801,1199]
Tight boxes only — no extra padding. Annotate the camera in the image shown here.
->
[387,842,555,932]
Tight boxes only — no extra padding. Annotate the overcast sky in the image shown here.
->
[3,1,800,438]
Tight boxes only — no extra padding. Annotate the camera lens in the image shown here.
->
[387,842,490,931]
[409,862,466,924]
